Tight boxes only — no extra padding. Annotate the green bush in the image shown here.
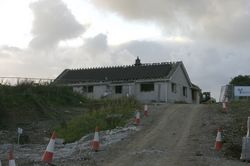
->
[56,97,140,143]
[0,83,87,127]
[0,83,86,110]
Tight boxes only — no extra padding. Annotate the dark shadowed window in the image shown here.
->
[87,86,93,93]
[171,83,177,93]
[82,86,87,92]
[183,86,187,97]
[140,83,154,92]
[115,86,122,94]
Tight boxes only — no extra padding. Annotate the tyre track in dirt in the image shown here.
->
[96,104,199,166]
[96,104,248,166]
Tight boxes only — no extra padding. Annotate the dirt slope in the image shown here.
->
[95,104,247,166]
[1,104,248,166]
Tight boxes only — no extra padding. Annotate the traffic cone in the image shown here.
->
[42,131,56,164]
[144,104,148,117]
[8,145,16,166]
[222,97,229,112]
[135,111,140,125]
[222,102,228,112]
[92,126,100,152]
[215,128,223,151]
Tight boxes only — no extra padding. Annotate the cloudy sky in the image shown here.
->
[0,0,250,99]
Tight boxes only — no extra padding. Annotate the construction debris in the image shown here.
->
[0,125,139,164]
[240,117,250,161]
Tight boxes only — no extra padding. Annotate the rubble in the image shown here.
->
[0,125,140,165]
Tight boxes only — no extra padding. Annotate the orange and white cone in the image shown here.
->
[42,131,56,164]
[222,97,229,112]
[92,126,100,152]
[135,111,140,125]
[144,104,148,117]
[8,146,16,166]
[222,102,228,112]
[215,128,223,151]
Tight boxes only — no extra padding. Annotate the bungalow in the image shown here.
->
[55,58,201,104]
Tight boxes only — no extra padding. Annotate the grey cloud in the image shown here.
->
[84,34,108,55]
[1,33,250,100]
[0,46,22,58]
[89,0,250,98]
[92,0,208,21]
[115,40,250,99]
[91,0,250,43]
[116,40,189,62]
[70,34,135,67]
[0,34,134,78]
[29,0,85,50]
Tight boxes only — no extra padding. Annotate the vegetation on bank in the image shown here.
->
[0,83,88,129]
[221,101,250,159]
[0,83,86,110]
[56,97,141,143]
[0,83,141,144]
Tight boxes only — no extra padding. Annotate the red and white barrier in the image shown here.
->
[92,126,100,152]
[222,97,229,112]
[42,131,56,164]
[215,128,223,151]
[135,111,140,125]
[8,146,16,166]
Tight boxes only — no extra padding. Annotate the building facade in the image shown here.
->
[55,58,200,104]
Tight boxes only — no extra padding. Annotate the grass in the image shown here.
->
[56,97,141,143]
[0,83,86,109]
[0,82,141,144]
[221,101,250,159]
[0,82,87,129]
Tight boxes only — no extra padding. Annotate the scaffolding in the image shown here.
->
[220,84,250,101]
[219,84,234,102]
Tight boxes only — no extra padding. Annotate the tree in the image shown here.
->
[229,75,250,86]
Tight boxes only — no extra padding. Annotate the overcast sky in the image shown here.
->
[0,0,250,100]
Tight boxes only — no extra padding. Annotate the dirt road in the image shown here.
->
[1,104,247,165]
[96,104,247,166]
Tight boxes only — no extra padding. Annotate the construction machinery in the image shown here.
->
[200,92,216,104]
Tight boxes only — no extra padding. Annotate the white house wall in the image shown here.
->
[85,85,106,99]
[135,82,167,103]
[168,66,193,103]
[73,81,169,103]
[158,82,167,102]
[111,84,131,98]
[70,65,195,103]
[73,86,83,94]
[86,83,136,99]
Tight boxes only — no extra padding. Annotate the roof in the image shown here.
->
[55,61,181,84]
[191,83,201,90]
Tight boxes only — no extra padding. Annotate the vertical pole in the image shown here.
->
[247,117,250,138]
[158,84,161,102]
[17,128,22,145]
[17,133,20,145]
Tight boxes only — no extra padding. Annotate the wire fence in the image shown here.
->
[0,77,54,86]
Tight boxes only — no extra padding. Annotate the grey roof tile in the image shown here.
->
[55,62,180,84]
